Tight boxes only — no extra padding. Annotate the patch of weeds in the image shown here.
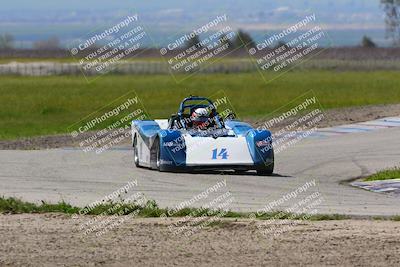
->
[363,167,400,182]
[391,215,400,221]
[0,196,349,221]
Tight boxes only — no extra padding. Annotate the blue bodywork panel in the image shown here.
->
[224,120,253,136]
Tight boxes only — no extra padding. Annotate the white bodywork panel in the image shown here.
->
[154,119,168,129]
[132,120,254,168]
[184,135,253,166]
[132,119,167,168]
[131,124,152,168]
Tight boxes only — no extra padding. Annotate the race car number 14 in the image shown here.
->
[212,148,229,160]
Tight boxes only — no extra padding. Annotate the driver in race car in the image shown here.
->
[190,107,211,130]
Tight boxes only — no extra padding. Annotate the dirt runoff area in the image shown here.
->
[0,214,399,266]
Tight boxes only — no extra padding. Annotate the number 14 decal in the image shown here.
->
[212,148,229,159]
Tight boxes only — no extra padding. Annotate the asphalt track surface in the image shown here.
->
[1,126,399,216]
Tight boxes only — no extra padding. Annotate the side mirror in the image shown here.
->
[168,114,178,128]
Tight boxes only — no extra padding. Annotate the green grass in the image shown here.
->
[0,196,348,221]
[1,71,400,139]
[253,210,349,221]
[0,197,80,214]
[363,167,400,182]
[0,57,192,64]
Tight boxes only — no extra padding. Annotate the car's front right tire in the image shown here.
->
[256,150,274,176]
[256,163,274,176]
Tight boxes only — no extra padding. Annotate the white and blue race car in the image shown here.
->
[131,96,274,175]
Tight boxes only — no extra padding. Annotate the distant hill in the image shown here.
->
[0,0,388,47]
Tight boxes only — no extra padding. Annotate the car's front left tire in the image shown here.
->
[155,141,161,171]
[151,138,161,171]
[133,136,140,167]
